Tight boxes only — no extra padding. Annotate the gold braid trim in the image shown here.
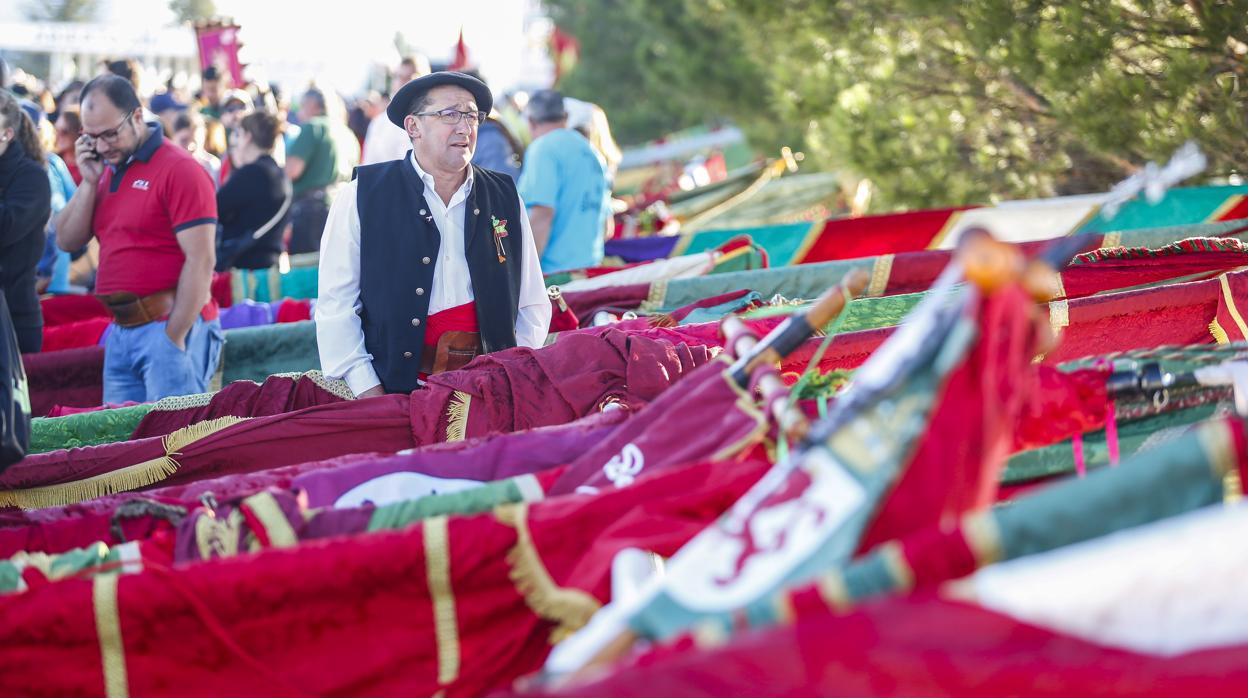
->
[445,391,472,443]
[636,279,669,314]
[241,492,298,549]
[866,254,894,297]
[424,516,461,689]
[147,390,218,413]
[0,416,249,510]
[495,503,601,643]
[93,574,130,698]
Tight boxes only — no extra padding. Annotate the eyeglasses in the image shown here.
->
[414,108,487,126]
[84,110,135,144]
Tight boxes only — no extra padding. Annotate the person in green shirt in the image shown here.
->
[284,88,359,253]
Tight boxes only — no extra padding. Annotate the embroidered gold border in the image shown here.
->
[710,359,770,461]
[495,503,601,643]
[789,219,828,265]
[93,575,130,698]
[423,516,461,689]
[1048,299,1070,334]
[1218,274,1248,338]
[242,493,298,548]
[1100,231,1123,249]
[1053,271,1068,300]
[866,254,894,297]
[925,210,965,250]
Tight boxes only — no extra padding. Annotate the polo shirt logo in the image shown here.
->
[132,179,151,191]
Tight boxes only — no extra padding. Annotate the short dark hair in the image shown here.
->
[238,111,282,151]
[79,74,141,113]
[202,65,221,82]
[105,58,139,83]
[405,89,436,118]
[302,88,326,113]
[526,89,567,124]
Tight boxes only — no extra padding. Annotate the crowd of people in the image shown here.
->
[0,54,623,405]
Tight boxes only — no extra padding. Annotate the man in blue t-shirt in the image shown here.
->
[517,90,610,273]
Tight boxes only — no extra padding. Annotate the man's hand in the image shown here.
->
[356,385,386,399]
[165,324,189,352]
[74,135,105,185]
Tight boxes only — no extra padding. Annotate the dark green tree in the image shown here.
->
[546,0,1248,209]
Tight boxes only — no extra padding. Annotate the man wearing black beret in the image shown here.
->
[316,72,550,397]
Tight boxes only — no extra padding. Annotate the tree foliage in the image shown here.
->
[22,0,98,22]
[547,0,1248,209]
[169,0,217,24]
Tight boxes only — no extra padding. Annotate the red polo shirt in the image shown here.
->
[92,126,218,297]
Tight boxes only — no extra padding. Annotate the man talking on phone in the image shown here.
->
[54,75,222,403]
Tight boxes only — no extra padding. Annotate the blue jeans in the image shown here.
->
[103,317,224,403]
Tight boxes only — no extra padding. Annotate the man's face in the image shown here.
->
[54,113,78,151]
[202,78,222,104]
[396,63,416,88]
[80,95,145,166]
[220,101,248,129]
[407,85,479,174]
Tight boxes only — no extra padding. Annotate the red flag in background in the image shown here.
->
[550,26,581,84]
[450,27,471,71]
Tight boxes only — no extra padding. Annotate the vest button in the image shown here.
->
[403,351,413,359]
[422,256,431,264]
[411,318,421,327]
[415,287,425,296]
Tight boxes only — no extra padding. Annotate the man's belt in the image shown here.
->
[420,331,483,375]
[96,289,176,328]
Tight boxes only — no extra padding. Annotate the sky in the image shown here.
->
[3,0,555,94]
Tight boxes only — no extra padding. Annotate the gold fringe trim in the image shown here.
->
[445,391,471,443]
[424,516,461,688]
[1211,318,1231,345]
[163,416,250,454]
[1100,231,1122,249]
[0,416,248,510]
[495,503,601,643]
[93,574,130,698]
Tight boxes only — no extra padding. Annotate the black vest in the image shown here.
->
[356,157,524,393]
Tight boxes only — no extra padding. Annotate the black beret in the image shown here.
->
[386,71,493,128]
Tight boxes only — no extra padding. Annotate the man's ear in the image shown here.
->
[404,114,420,140]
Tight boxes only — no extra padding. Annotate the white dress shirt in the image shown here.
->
[316,153,552,395]
[361,113,416,165]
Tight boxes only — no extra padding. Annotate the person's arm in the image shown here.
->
[313,181,383,397]
[514,196,553,348]
[214,164,253,227]
[285,156,306,182]
[166,224,215,349]
[55,135,106,251]
[0,162,51,246]
[516,140,558,258]
[527,205,554,255]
